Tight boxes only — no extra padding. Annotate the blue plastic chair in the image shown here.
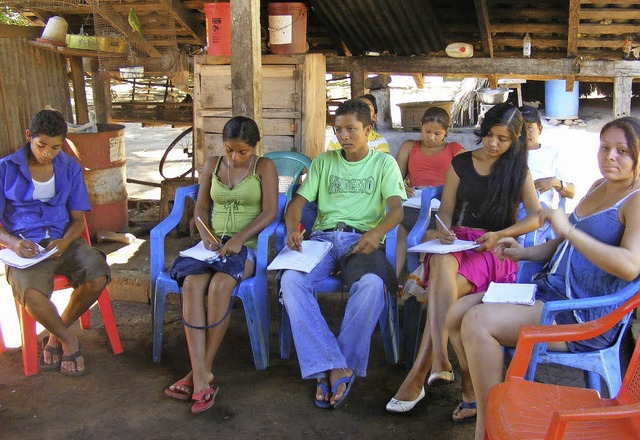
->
[277,226,401,365]
[264,151,312,248]
[150,183,286,369]
[509,260,640,397]
[402,187,538,367]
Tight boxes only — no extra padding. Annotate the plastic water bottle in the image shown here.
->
[445,42,473,58]
[523,33,531,58]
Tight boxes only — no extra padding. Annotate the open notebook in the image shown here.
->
[407,239,479,254]
[482,282,537,306]
[179,241,221,263]
[0,246,58,269]
[267,241,333,273]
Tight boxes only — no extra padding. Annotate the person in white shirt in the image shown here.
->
[519,105,575,244]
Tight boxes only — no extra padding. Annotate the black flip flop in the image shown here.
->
[60,349,87,376]
[39,336,62,371]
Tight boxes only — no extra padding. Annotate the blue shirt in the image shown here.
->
[0,143,90,241]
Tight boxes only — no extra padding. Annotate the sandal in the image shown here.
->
[60,349,87,377]
[165,378,194,400]
[315,379,331,409]
[191,386,220,414]
[427,370,455,387]
[39,336,62,371]
[452,401,477,424]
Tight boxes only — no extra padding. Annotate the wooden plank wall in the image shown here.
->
[0,27,72,157]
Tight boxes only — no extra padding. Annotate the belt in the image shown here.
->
[320,226,366,235]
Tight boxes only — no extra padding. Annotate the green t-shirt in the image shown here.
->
[298,149,406,232]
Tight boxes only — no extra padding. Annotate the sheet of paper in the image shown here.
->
[403,189,423,209]
[179,240,220,262]
[0,246,58,269]
[482,282,537,306]
[267,240,333,273]
[407,239,479,254]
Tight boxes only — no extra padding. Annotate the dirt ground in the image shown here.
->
[0,96,638,439]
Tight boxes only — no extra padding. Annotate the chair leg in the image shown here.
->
[237,286,269,370]
[15,300,39,376]
[152,287,169,363]
[79,308,91,329]
[96,289,123,354]
[0,321,6,353]
[585,370,604,396]
[403,296,423,369]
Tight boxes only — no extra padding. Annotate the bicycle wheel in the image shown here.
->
[159,127,194,180]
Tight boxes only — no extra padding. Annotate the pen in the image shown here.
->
[434,214,453,235]
[196,216,220,244]
[19,234,43,255]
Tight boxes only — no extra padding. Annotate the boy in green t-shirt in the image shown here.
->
[280,99,406,409]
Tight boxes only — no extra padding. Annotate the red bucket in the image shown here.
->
[204,2,231,55]
[267,2,307,54]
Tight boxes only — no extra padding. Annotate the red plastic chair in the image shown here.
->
[485,292,640,440]
[0,218,123,376]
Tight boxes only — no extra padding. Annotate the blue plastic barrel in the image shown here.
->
[545,80,579,119]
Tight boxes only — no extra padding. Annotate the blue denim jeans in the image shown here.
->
[280,231,385,379]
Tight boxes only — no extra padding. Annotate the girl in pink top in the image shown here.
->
[395,107,465,277]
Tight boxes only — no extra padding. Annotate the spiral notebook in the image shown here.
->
[0,246,58,269]
[179,241,220,263]
[482,282,537,306]
[407,239,479,254]
[267,241,333,273]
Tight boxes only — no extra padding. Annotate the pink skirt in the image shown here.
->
[421,226,517,294]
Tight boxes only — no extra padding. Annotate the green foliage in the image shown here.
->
[0,6,32,26]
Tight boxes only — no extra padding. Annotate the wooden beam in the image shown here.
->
[159,0,205,45]
[474,0,493,58]
[230,0,262,153]
[326,56,640,80]
[0,24,42,38]
[86,58,111,124]
[94,3,161,58]
[491,24,566,34]
[412,74,424,89]
[567,0,580,57]
[350,58,366,99]
[581,9,640,20]
[613,76,632,119]
[579,23,640,35]
[68,56,89,124]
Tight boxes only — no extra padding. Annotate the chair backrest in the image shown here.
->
[264,151,312,203]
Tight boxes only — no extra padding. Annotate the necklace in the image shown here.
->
[227,155,253,188]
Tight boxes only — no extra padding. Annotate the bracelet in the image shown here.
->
[558,179,564,192]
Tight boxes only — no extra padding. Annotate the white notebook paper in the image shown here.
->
[179,240,220,263]
[267,240,333,273]
[407,239,479,254]
[0,246,58,269]
[482,282,537,306]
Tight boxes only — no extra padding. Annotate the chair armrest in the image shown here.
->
[546,403,640,440]
[506,292,640,380]
[539,279,640,325]
[406,186,443,248]
[149,184,199,295]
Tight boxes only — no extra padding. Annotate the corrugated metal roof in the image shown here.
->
[310,0,448,56]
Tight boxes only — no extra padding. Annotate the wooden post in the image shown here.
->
[69,56,89,124]
[350,59,366,99]
[87,58,111,123]
[230,0,262,153]
[613,76,632,119]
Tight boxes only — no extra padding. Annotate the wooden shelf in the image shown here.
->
[28,40,122,58]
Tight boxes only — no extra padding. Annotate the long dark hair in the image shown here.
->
[222,116,260,147]
[474,103,528,227]
[602,117,640,185]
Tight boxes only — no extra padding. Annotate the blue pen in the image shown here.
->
[19,234,43,255]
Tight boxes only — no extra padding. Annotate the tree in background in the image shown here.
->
[0,6,31,26]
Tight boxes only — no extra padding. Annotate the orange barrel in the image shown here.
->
[204,2,231,55]
[267,2,307,54]
[64,124,128,239]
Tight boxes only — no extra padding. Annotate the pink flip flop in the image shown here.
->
[191,385,220,413]
[165,378,193,400]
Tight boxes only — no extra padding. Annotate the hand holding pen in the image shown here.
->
[197,217,221,250]
[434,214,456,244]
[17,233,43,258]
